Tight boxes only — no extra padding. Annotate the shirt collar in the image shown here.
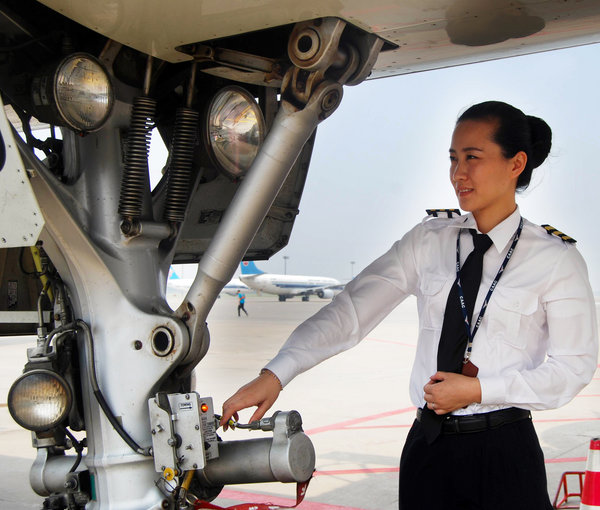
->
[450,206,522,253]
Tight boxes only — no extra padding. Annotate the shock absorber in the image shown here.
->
[118,56,157,222]
[163,62,199,223]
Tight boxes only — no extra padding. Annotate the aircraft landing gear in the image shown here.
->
[278,296,287,302]
[302,296,309,302]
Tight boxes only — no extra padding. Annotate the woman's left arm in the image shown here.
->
[480,246,599,410]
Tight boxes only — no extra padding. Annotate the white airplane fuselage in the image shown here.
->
[240,273,340,298]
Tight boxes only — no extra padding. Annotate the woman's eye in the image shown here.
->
[449,155,457,162]
[466,154,477,160]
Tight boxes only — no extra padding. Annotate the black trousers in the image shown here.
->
[399,416,553,510]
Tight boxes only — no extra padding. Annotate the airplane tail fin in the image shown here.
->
[240,261,264,275]
[169,268,181,280]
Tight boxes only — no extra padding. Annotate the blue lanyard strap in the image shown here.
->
[456,217,524,363]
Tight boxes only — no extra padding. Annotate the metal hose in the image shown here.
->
[77,319,151,456]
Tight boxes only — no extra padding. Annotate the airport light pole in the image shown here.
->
[283,255,289,275]
[350,260,355,279]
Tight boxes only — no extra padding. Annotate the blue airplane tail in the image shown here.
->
[169,269,181,280]
[240,261,264,275]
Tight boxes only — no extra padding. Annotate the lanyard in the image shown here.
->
[456,217,523,363]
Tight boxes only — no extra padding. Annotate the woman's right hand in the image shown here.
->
[220,370,283,428]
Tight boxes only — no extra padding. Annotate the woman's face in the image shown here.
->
[449,119,525,229]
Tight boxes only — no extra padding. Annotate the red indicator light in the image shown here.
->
[201,403,209,413]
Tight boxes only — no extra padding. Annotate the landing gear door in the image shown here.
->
[0,98,44,248]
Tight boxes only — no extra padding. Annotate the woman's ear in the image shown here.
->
[511,151,528,180]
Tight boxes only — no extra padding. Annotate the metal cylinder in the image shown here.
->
[198,438,273,486]
[30,448,80,496]
[197,431,315,487]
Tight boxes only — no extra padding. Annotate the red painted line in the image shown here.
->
[305,407,416,435]
[545,457,587,464]
[312,457,588,478]
[306,409,599,435]
[218,488,367,510]
[315,467,399,476]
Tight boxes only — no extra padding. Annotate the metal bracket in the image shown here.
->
[283,17,384,107]
[190,45,286,87]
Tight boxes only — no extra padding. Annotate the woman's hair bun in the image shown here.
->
[527,115,552,170]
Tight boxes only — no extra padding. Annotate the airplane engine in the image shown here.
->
[317,289,334,299]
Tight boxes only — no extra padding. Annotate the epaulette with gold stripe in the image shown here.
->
[541,224,576,243]
[426,209,461,218]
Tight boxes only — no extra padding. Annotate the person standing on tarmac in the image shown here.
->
[237,291,248,316]
[220,101,598,509]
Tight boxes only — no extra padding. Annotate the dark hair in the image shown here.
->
[457,101,552,191]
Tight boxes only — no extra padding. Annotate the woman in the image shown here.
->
[220,101,598,509]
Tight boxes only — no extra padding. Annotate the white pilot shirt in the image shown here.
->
[265,206,598,415]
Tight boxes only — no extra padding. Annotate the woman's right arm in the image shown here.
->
[220,226,422,426]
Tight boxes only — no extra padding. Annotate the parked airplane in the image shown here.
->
[240,261,343,301]
[168,269,249,296]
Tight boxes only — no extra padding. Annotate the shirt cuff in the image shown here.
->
[479,376,507,405]
[264,354,298,388]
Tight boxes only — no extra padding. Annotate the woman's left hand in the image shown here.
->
[423,372,482,414]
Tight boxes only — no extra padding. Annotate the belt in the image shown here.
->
[416,407,531,434]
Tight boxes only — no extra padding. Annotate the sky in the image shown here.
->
[171,43,600,293]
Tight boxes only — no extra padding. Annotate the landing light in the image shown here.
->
[32,53,114,132]
[206,86,265,178]
[8,369,72,431]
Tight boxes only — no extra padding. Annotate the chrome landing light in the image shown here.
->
[206,86,265,178]
[32,53,114,132]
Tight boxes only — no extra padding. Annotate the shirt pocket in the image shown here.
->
[419,274,453,330]
[487,286,539,349]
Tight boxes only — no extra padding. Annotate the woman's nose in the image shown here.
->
[452,162,466,181]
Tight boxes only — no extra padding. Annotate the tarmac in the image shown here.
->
[1,293,599,509]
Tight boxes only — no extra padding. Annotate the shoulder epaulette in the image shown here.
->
[541,224,576,243]
[426,209,461,218]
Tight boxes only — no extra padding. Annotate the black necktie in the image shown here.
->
[420,230,493,443]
